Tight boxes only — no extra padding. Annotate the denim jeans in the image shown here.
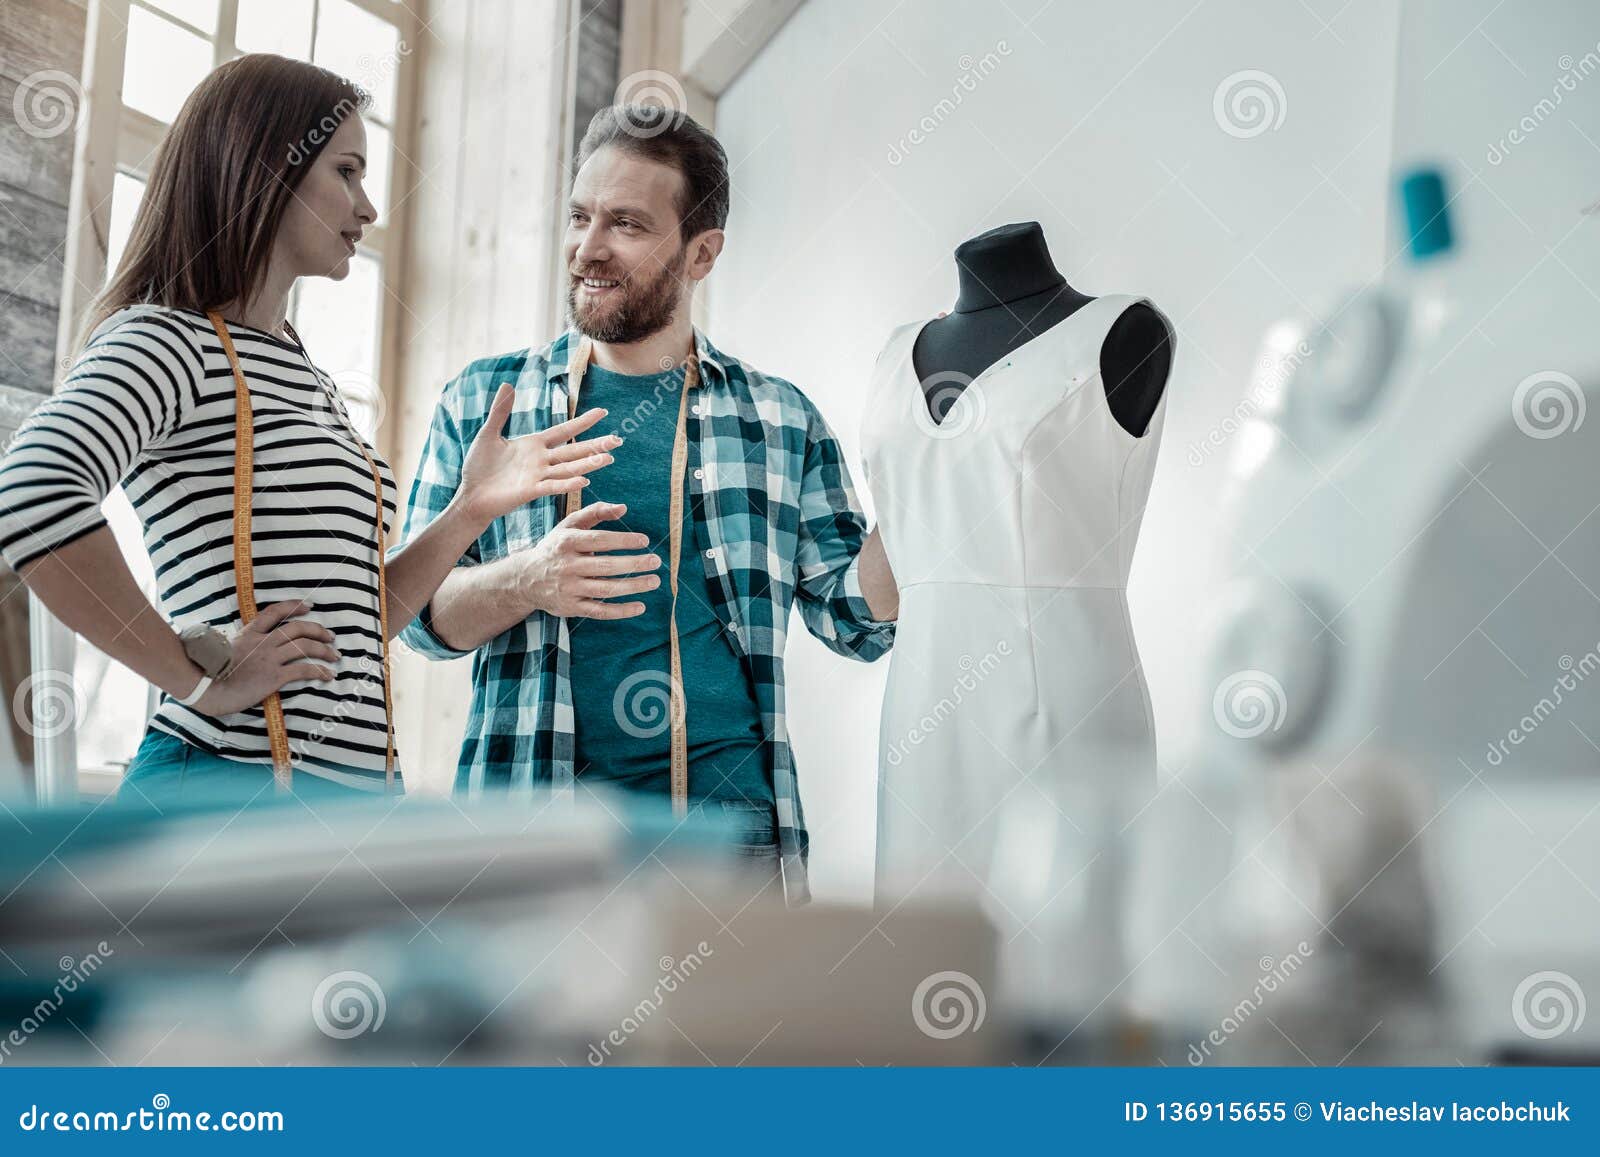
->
[712,798,779,857]
[119,728,379,806]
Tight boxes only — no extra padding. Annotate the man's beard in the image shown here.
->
[568,244,686,344]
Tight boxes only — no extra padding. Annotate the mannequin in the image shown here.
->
[861,228,1177,908]
[911,221,1171,437]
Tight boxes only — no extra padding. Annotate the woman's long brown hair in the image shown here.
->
[82,53,369,348]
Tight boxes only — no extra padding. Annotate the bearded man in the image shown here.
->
[395,104,899,905]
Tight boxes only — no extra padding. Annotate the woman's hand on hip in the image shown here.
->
[192,600,340,716]
[457,383,620,524]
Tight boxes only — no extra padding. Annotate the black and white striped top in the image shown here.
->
[0,305,399,786]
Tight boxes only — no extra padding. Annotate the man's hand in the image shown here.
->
[858,527,899,622]
[518,501,662,619]
[457,383,621,525]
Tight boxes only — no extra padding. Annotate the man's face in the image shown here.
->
[565,146,690,344]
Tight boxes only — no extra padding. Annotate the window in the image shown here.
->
[121,2,214,123]
[63,0,414,778]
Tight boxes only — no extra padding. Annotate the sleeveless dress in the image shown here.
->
[860,293,1174,903]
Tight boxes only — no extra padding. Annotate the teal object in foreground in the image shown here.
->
[1399,166,1453,259]
[121,728,383,803]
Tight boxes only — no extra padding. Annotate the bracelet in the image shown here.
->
[175,673,212,707]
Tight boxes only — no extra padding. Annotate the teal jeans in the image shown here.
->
[119,728,381,807]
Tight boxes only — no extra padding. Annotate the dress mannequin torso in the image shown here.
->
[911,221,1171,437]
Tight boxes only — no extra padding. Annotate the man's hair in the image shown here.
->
[574,104,729,244]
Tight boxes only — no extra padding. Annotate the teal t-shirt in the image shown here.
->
[567,361,771,823]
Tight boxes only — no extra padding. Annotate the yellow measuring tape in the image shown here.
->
[564,337,697,816]
[208,311,396,792]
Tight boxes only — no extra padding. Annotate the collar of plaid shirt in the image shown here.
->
[395,326,898,906]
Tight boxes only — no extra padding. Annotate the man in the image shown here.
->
[396,104,898,905]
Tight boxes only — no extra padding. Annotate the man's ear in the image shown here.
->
[687,228,725,282]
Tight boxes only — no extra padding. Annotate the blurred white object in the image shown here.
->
[1191,0,1600,1062]
[985,772,1132,1035]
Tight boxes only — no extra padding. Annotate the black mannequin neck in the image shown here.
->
[951,222,1077,313]
[912,223,1090,391]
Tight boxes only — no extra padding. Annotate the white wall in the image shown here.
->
[706,0,1401,901]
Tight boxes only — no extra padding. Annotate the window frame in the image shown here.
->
[115,0,409,362]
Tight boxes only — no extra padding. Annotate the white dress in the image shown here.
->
[860,293,1174,904]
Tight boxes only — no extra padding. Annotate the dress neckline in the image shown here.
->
[900,293,1128,430]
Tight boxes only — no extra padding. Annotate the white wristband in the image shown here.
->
[175,673,212,707]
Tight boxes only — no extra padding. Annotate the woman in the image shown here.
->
[0,55,616,798]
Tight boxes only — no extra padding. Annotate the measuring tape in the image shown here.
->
[208,311,395,792]
[564,336,697,816]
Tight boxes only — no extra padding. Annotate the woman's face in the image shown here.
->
[275,113,377,281]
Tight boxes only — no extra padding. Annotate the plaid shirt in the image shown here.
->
[393,327,896,905]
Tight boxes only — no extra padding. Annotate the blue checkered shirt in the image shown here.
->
[392,327,896,904]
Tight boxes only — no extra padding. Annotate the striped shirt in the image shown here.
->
[0,305,398,786]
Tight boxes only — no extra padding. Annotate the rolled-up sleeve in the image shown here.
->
[390,377,481,661]
[792,404,896,662]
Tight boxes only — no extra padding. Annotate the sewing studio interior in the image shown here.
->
[0,0,1596,1074]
